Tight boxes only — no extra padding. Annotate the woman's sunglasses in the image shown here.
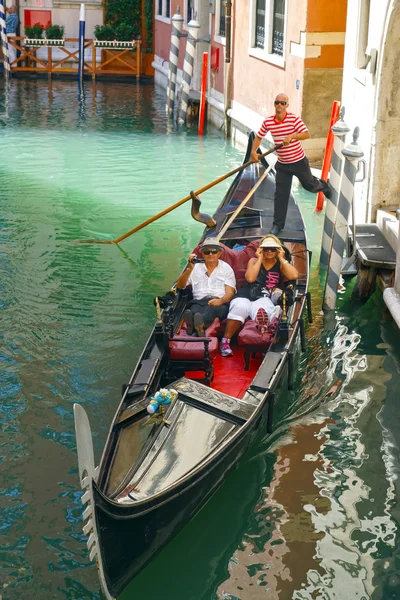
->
[202,249,219,255]
[263,247,278,252]
[274,100,287,106]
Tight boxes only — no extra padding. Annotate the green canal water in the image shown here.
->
[1,80,400,600]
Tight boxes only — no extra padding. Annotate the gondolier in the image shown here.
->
[251,93,332,236]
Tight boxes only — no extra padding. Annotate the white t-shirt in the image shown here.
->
[187,260,236,300]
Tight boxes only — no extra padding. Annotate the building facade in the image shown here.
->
[340,0,400,326]
[153,0,347,161]
[341,0,399,223]
[11,0,102,39]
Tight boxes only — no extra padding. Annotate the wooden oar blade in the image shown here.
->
[190,191,216,227]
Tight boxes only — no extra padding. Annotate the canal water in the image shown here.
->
[1,80,400,600]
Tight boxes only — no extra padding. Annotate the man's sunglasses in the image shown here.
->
[263,247,278,252]
[202,249,219,255]
[274,100,287,106]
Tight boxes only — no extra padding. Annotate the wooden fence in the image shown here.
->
[4,37,143,79]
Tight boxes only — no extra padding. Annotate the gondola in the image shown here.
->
[73,133,311,599]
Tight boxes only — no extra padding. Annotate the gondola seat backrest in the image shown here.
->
[192,240,260,290]
[169,319,219,360]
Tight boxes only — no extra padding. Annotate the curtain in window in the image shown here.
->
[255,0,266,49]
[272,0,285,55]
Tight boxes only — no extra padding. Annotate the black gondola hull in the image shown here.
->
[94,405,267,597]
[74,133,310,598]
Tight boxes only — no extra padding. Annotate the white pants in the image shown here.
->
[8,42,16,66]
[228,297,279,324]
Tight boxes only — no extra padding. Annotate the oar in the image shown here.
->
[216,164,274,241]
[79,144,282,244]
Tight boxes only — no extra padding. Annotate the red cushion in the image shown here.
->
[238,314,281,346]
[169,336,218,360]
[180,318,220,337]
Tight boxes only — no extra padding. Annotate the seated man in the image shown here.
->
[220,234,299,356]
[176,238,236,336]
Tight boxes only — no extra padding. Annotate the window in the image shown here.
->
[219,1,226,37]
[272,0,285,55]
[249,0,286,64]
[255,0,265,49]
[215,0,226,44]
[185,0,195,23]
[156,0,171,21]
[356,0,370,68]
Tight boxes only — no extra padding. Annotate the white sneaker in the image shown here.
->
[219,339,233,357]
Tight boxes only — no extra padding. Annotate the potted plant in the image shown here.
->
[45,23,65,45]
[94,24,118,47]
[93,22,139,48]
[25,22,44,45]
[94,24,115,42]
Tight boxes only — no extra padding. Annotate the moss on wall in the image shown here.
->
[302,69,343,140]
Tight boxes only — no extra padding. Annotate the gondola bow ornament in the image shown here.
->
[73,403,115,600]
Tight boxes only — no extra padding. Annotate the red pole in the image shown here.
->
[198,52,208,135]
[315,100,341,211]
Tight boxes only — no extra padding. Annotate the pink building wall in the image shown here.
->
[230,0,308,119]
[154,2,186,72]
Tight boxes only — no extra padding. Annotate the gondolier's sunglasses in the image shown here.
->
[202,249,219,255]
[274,100,287,105]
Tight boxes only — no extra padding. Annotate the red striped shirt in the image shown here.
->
[257,112,308,164]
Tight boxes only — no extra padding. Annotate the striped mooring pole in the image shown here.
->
[323,127,364,311]
[0,0,10,81]
[166,12,184,117]
[78,4,86,86]
[320,107,350,266]
[178,18,200,125]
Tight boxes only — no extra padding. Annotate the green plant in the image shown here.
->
[144,0,153,50]
[95,0,153,46]
[45,23,64,39]
[114,22,138,41]
[25,22,44,39]
[94,24,115,40]
[104,0,141,34]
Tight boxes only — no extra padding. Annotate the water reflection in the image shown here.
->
[218,320,398,600]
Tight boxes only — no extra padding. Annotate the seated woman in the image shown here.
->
[220,234,299,356]
[176,238,236,336]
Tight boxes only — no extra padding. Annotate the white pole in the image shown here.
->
[166,12,184,116]
[323,128,364,311]
[178,19,200,125]
[0,0,10,81]
[320,107,350,265]
[78,3,86,85]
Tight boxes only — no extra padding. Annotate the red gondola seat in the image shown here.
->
[168,319,220,385]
